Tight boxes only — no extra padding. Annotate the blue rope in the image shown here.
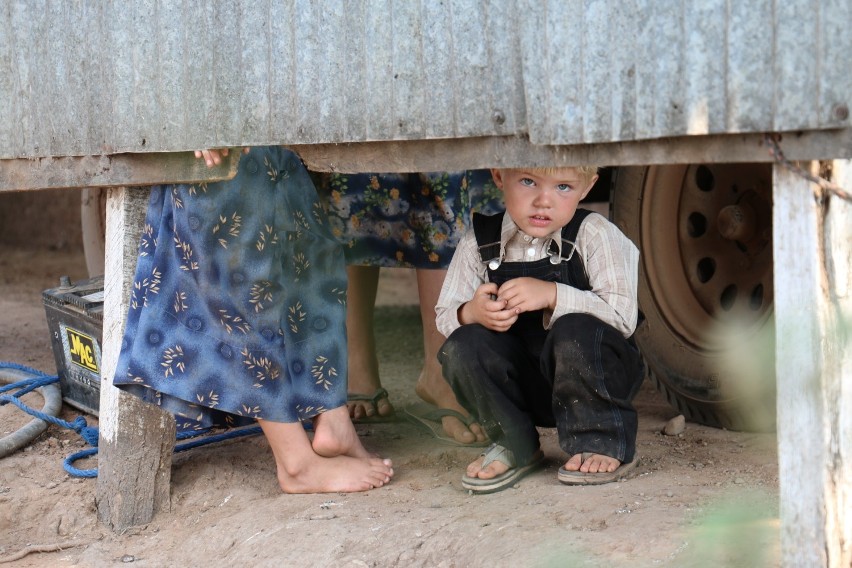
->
[1,392,101,446]
[2,362,262,478]
[0,361,53,380]
[63,426,263,478]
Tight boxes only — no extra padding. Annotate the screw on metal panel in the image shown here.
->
[833,104,849,122]
[492,110,506,125]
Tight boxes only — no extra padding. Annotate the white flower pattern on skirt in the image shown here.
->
[114,147,348,431]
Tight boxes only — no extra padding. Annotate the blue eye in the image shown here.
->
[520,178,535,187]
[556,184,572,192]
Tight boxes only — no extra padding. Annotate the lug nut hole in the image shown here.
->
[720,285,738,310]
[697,258,716,283]
[687,212,707,238]
[695,165,715,192]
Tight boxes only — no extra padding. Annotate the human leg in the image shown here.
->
[114,147,348,425]
[344,265,394,420]
[542,314,644,481]
[258,418,393,493]
[439,324,549,479]
[311,405,374,459]
[113,148,392,493]
[413,268,488,444]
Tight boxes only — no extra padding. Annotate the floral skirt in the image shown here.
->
[317,170,504,268]
[113,147,348,430]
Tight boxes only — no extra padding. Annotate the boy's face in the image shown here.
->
[491,168,598,238]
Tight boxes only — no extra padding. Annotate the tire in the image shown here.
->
[610,164,776,432]
[0,367,63,458]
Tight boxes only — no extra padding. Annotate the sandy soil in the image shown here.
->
[0,244,781,567]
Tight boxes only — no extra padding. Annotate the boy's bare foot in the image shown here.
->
[562,453,621,473]
[311,406,373,459]
[414,363,488,445]
[258,418,394,494]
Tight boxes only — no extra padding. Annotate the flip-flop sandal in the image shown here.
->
[347,387,398,423]
[557,453,639,485]
[461,444,545,494]
[403,402,490,447]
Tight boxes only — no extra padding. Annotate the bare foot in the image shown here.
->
[311,406,372,459]
[414,268,487,445]
[415,364,488,445]
[465,452,509,480]
[347,386,394,420]
[563,453,621,474]
[258,418,394,494]
[278,454,394,493]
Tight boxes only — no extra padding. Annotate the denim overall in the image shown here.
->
[439,209,644,465]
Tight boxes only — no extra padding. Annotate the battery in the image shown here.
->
[42,275,104,416]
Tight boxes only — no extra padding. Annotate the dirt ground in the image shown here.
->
[0,242,781,567]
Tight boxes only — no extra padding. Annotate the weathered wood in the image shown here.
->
[0,151,239,193]
[774,160,852,567]
[1,128,850,193]
[96,186,176,532]
[291,129,852,173]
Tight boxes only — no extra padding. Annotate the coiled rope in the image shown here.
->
[1,362,261,478]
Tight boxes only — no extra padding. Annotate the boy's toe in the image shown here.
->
[466,455,485,477]
[563,453,584,472]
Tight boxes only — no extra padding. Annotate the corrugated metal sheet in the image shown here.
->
[1,0,849,159]
[521,0,851,145]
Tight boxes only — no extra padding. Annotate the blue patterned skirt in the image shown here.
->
[113,147,348,430]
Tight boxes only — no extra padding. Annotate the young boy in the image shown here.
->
[435,166,643,493]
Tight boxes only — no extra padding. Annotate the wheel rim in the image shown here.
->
[640,164,774,351]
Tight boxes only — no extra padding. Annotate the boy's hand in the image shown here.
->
[459,282,518,332]
[194,147,249,168]
[497,277,557,314]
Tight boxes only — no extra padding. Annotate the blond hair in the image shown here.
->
[500,165,599,185]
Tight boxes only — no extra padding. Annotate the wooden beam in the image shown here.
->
[1,129,849,192]
[774,160,852,567]
[96,186,176,532]
[291,129,852,173]
[0,151,239,192]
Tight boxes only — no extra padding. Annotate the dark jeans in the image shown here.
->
[438,313,644,465]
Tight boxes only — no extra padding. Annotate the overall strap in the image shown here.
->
[548,208,595,261]
[563,208,594,241]
[472,212,504,263]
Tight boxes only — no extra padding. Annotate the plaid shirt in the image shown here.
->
[435,211,639,338]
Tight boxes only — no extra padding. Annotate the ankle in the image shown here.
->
[312,433,348,458]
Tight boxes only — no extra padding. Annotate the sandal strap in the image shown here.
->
[347,387,389,404]
[480,443,516,470]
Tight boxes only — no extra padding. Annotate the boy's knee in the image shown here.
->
[439,324,490,364]
[551,313,606,340]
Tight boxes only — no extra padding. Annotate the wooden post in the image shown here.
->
[96,186,176,531]
[774,160,852,567]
